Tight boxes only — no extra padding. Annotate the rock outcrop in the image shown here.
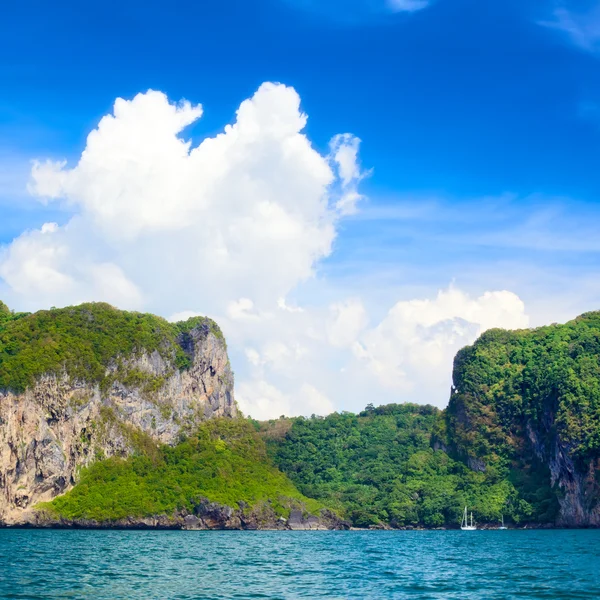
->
[0,324,236,525]
[526,420,600,527]
[444,314,600,528]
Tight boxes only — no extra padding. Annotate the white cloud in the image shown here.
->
[227,298,260,321]
[387,0,429,13]
[277,297,305,313]
[0,83,532,419]
[237,379,334,420]
[10,83,364,316]
[352,287,529,394]
[327,298,368,347]
[540,5,600,54]
[0,218,143,309]
[331,134,361,187]
[330,134,368,216]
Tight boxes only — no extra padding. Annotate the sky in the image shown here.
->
[1,0,600,418]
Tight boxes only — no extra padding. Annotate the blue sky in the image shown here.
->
[1,0,599,416]
[3,0,600,202]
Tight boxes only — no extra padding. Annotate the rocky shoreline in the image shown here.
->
[3,507,593,531]
[1,500,351,531]
[2,523,592,531]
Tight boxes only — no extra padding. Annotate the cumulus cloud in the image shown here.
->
[0,219,143,309]
[0,83,530,418]
[352,287,529,395]
[13,83,363,315]
[215,284,529,416]
[327,298,368,347]
[237,379,335,420]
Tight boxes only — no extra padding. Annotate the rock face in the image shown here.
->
[526,421,600,527]
[0,325,236,525]
[448,391,600,527]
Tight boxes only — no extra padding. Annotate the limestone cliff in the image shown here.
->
[0,310,236,525]
[443,313,600,527]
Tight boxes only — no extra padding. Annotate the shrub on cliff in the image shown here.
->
[0,302,222,393]
[446,312,600,471]
[41,418,321,522]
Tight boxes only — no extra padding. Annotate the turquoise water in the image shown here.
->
[1,530,599,599]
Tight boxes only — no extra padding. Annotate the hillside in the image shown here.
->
[1,301,599,529]
[38,418,331,529]
[258,404,532,528]
[0,301,227,393]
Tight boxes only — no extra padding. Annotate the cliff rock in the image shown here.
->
[0,322,236,525]
[444,314,600,527]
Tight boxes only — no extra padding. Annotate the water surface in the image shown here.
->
[1,529,599,599]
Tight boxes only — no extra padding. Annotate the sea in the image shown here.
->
[1,529,599,599]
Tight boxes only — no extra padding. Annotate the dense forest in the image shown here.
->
[442,311,600,527]
[256,404,552,528]
[445,311,600,469]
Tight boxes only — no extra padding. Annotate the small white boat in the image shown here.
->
[498,515,507,530]
[461,506,477,530]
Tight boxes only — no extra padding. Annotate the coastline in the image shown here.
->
[1,519,591,531]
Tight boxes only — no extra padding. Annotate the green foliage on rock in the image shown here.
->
[42,418,321,522]
[12,303,600,528]
[447,312,600,465]
[0,302,223,394]
[0,301,29,328]
[443,311,600,521]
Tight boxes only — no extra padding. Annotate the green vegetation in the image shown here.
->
[9,302,599,528]
[258,404,537,528]
[0,301,10,322]
[446,312,600,466]
[0,301,223,393]
[440,311,600,524]
[42,418,320,522]
[0,301,29,328]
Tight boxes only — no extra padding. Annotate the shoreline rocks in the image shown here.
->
[2,500,351,531]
